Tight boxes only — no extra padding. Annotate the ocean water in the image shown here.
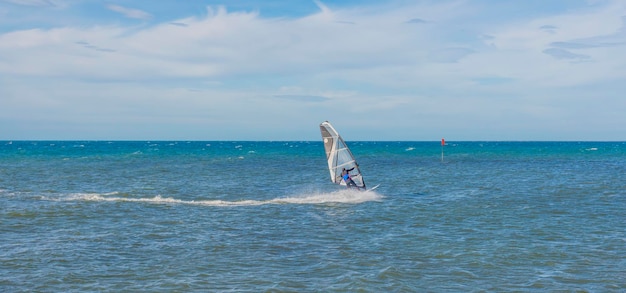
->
[1,141,625,292]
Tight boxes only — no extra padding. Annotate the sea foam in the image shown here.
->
[61,189,383,207]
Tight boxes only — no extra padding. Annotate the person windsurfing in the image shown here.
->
[341,166,361,190]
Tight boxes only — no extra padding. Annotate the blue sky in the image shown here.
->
[1,0,625,140]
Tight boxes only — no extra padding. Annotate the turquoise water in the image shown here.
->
[1,141,625,292]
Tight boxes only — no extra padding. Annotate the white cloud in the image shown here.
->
[2,0,60,7]
[543,48,591,60]
[106,4,151,20]
[0,1,625,140]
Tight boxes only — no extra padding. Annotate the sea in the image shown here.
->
[1,140,624,292]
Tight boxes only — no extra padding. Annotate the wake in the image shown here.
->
[61,189,383,207]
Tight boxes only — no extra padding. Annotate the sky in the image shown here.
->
[1,0,625,141]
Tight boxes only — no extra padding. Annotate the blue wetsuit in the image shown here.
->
[342,167,359,189]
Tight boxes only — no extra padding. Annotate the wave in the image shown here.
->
[59,189,383,207]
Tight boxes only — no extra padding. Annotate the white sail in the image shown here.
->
[319,121,366,189]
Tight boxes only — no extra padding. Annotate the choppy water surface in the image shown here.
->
[1,141,625,292]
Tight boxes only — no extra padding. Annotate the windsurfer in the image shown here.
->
[342,166,361,190]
